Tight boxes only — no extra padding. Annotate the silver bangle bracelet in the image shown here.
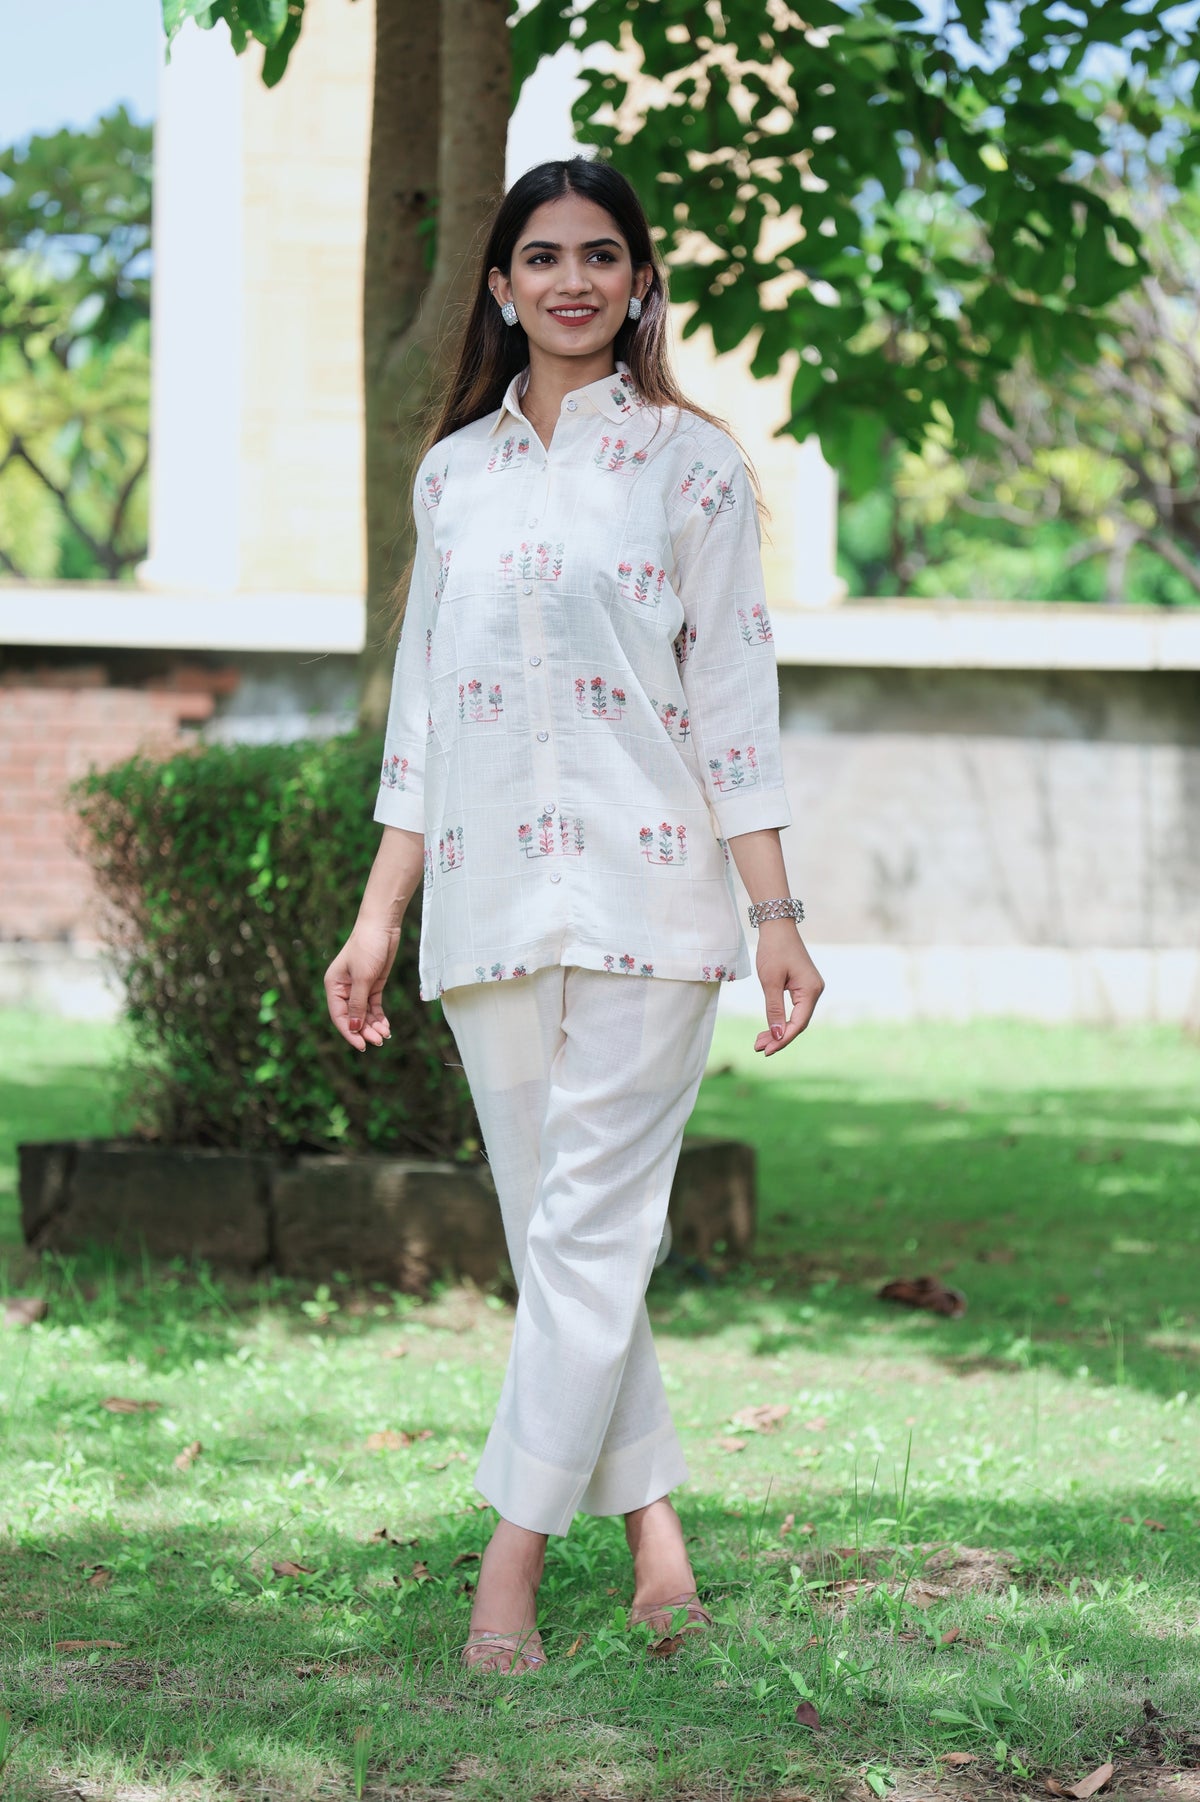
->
[747,897,805,928]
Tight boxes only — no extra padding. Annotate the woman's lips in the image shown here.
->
[547,307,600,328]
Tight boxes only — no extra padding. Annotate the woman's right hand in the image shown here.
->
[324,923,403,1052]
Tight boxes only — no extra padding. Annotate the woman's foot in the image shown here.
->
[624,1496,709,1640]
[461,1518,548,1674]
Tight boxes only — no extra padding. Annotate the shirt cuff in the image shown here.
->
[374,787,426,833]
[713,787,792,838]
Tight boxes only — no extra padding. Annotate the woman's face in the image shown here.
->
[490,193,651,364]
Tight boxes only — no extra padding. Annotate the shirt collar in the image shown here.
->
[489,361,644,435]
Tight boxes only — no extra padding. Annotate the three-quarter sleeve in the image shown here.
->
[670,450,792,839]
[373,475,437,834]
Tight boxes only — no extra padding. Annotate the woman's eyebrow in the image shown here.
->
[518,237,624,253]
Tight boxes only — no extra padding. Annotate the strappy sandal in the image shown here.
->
[628,1593,713,1651]
[459,1627,547,1674]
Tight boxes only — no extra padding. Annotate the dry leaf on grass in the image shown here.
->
[450,1552,480,1568]
[647,1633,684,1658]
[565,1634,584,1657]
[940,1626,961,1645]
[410,1561,432,1581]
[905,1586,942,1610]
[101,1397,160,1414]
[803,1416,829,1432]
[780,1512,795,1536]
[271,1561,315,1579]
[53,1638,127,1652]
[878,1275,967,1318]
[4,1296,47,1328]
[716,1436,748,1453]
[1143,1518,1167,1531]
[1045,1764,1115,1799]
[732,1403,790,1432]
[794,1701,820,1729]
[84,1568,112,1589]
[365,1428,433,1452]
[383,1345,409,1359]
[174,1441,202,1471]
[368,1525,399,1544]
[430,1452,469,1470]
[942,1751,975,1767]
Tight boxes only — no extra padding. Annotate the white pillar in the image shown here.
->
[792,434,847,608]
[140,23,244,593]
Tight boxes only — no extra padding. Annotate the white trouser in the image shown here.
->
[441,964,721,1536]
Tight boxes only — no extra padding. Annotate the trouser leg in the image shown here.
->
[442,965,720,1536]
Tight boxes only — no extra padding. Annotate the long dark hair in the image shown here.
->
[424,157,729,450]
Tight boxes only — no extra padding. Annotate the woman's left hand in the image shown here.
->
[754,924,824,1055]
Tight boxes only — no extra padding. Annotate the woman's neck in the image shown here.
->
[521,347,617,447]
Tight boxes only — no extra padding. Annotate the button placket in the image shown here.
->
[513,463,563,883]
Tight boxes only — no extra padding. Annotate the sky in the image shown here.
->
[0,0,162,143]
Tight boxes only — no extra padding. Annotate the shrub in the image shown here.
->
[73,734,477,1159]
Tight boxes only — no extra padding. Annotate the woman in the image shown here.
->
[324,158,824,1675]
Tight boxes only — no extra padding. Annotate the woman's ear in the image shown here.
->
[489,268,514,307]
[632,264,653,302]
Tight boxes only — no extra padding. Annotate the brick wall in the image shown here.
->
[0,660,227,944]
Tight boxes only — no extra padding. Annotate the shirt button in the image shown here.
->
[565,400,577,412]
[536,730,549,743]
[522,584,533,594]
[528,655,541,667]
[544,802,556,814]
[527,519,538,527]
[549,872,562,883]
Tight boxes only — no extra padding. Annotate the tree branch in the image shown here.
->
[10,435,116,575]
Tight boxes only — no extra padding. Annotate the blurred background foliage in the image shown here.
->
[0,106,151,582]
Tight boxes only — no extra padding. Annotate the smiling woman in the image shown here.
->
[323,156,823,1681]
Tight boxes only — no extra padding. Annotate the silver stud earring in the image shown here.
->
[500,299,519,327]
[627,295,643,322]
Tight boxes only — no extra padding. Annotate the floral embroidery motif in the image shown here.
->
[422,849,433,892]
[486,433,531,474]
[424,627,432,668]
[438,825,465,872]
[426,710,435,737]
[381,753,409,790]
[609,380,639,415]
[458,678,504,723]
[708,745,759,792]
[435,548,453,601]
[639,821,688,865]
[679,459,717,500]
[575,675,626,720]
[501,542,565,583]
[699,477,736,519]
[603,953,654,976]
[617,558,667,608]
[517,806,585,859]
[649,698,691,741]
[717,836,731,864]
[594,435,648,472]
[420,466,446,509]
[737,602,773,643]
[701,963,736,982]
[672,622,697,666]
[471,960,532,982]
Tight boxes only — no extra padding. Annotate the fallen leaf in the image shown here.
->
[942,1751,975,1767]
[732,1403,790,1433]
[368,1526,398,1544]
[1054,1293,1072,1306]
[1075,1145,1124,1164]
[1063,1766,1114,1800]
[53,1639,126,1652]
[984,1614,1000,1622]
[780,1512,795,1537]
[803,1416,829,1432]
[430,1452,469,1470]
[84,1568,112,1589]
[940,1626,961,1645]
[798,1521,816,1535]
[905,1586,941,1610]
[804,1634,820,1648]
[4,1296,48,1328]
[878,1275,967,1318]
[102,1396,162,1413]
[565,1635,584,1657]
[365,1428,432,1451]
[1118,1515,1136,1524]
[450,1551,480,1568]
[898,1630,920,1642]
[794,1701,821,1729]
[977,1247,1016,1264]
[1143,1518,1167,1531]
[1045,1783,1066,1797]
[716,1436,747,1453]
[384,1345,409,1359]
[410,1561,432,1581]
[647,1633,683,1658]
[1143,1699,1162,1720]
[271,1560,315,1578]
[174,1440,202,1471]
[605,1586,619,1596]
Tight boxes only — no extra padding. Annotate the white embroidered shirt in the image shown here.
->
[374,363,792,1000]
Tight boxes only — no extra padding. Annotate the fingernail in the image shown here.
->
[349,1018,361,1032]
[771,1024,784,1041]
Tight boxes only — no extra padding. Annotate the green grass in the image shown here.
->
[1,1012,1199,1802]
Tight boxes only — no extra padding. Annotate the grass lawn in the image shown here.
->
[1,1010,1199,1801]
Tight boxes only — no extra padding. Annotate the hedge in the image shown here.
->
[73,734,476,1159]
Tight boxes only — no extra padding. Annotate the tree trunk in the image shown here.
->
[359,0,511,733]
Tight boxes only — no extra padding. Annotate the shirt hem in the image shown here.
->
[422,939,751,1002]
